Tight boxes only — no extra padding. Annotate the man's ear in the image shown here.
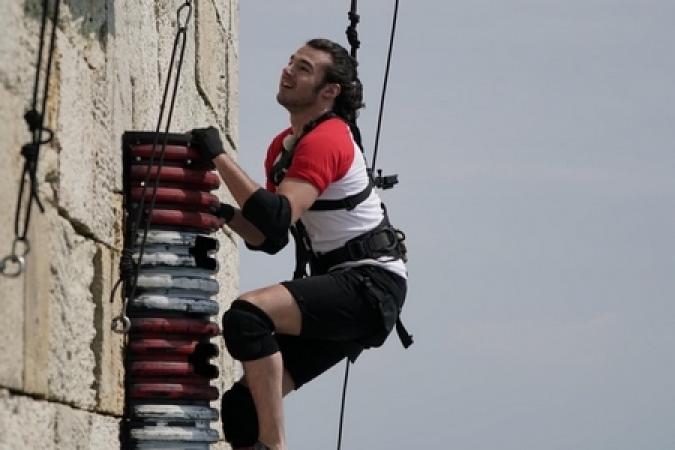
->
[321,83,341,101]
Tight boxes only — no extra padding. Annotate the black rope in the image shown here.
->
[1,0,60,278]
[111,1,194,333]
[336,360,351,450]
[370,0,400,176]
[346,0,360,59]
[335,2,403,448]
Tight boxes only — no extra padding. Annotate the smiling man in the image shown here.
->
[190,38,409,450]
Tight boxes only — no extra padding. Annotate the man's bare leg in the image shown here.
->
[237,284,302,450]
[243,353,285,450]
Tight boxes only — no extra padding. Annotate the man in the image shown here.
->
[191,38,408,450]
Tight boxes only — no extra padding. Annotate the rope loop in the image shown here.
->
[177,1,193,31]
[12,238,30,259]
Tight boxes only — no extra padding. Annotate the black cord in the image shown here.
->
[337,360,351,450]
[17,0,60,238]
[335,0,402,447]
[371,0,400,175]
[2,0,60,278]
[112,1,193,332]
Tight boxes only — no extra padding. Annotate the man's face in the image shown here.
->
[276,45,333,111]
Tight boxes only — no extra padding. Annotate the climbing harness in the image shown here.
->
[111,0,194,334]
[1,0,61,278]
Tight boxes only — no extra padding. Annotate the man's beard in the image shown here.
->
[276,84,323,111]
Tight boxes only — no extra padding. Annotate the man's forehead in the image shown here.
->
[293,45,332,68]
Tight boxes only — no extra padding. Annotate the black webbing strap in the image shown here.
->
[309,183,372,211]
[269,111,335,186]
[290,220,313,280]
[396,318,413,348]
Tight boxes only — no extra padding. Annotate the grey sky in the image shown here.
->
[236,2,675,449]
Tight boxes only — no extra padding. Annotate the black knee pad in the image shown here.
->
[221,382,258,448]
[222,299,279,361]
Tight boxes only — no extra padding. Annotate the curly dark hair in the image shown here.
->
[307,38,365,124]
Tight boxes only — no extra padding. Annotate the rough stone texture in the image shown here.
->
[0,0,239,447]
[0,389,120,450]
[57,28,119,246]
[0,389,54,450]
[92,242,125,415]
[48,214,98,409]
[23,204,54,396]
[196,0,229,130]
[0,83,26,391]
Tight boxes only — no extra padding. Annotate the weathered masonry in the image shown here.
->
[0,1,240,449]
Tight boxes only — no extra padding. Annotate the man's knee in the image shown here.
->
[222,299,279,361]
[221,382,258,447]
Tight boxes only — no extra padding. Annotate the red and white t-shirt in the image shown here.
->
[265,118,406,279]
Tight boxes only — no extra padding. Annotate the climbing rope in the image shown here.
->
[370,0,401,187]
[1,0,61,278]
[111,0,194,333]
[336,1,402,449]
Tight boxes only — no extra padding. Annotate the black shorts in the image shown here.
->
[278,264,406,389]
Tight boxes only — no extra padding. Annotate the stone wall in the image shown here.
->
[0,1,239,448]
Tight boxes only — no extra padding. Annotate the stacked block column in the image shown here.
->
[123,132,224,450]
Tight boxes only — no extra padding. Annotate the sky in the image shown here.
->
[235,2,675,449]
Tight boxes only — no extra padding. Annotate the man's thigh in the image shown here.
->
[280,266,382,342]
[276,334,362,389]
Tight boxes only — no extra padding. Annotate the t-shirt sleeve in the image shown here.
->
[285,131,351,194]
[264,130,290,192]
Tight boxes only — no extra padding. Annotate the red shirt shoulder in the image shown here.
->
[285,119,354,193]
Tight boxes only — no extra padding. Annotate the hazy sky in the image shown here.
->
[235,2,675,449]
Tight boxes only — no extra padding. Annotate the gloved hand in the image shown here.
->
[188,342,220,378]
[215,202,235,224]
[190,126,225,161]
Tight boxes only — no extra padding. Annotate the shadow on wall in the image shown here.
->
[23,0,115,44]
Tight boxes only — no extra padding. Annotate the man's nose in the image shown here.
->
[282,64,295,77]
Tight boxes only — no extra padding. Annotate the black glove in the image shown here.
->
[190,126,225,161]
[188,342,220,378]
[215,202,235,224]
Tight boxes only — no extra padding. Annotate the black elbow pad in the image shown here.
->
[242,188,292,253]
[244,234,289,255]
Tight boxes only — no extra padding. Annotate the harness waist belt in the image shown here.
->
[314,218,405,271]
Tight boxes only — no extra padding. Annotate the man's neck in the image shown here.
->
[289,107,333,136]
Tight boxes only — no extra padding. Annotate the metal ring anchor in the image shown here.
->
[0,238,30,277]
[0,254,25,278]
[111,315,131,334]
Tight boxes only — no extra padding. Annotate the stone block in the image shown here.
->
[53,401,120,450]
[91,243,125,415]
[225,1,239,149]
[0,84,27,391]
[196,0,229,131]
[0,1,39,97]
[0,389,55,450]
[23,205,55,396]
[0,390,121,450]
[47,215,97,409]
[85,412,121,450]
[57,35,118,246]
